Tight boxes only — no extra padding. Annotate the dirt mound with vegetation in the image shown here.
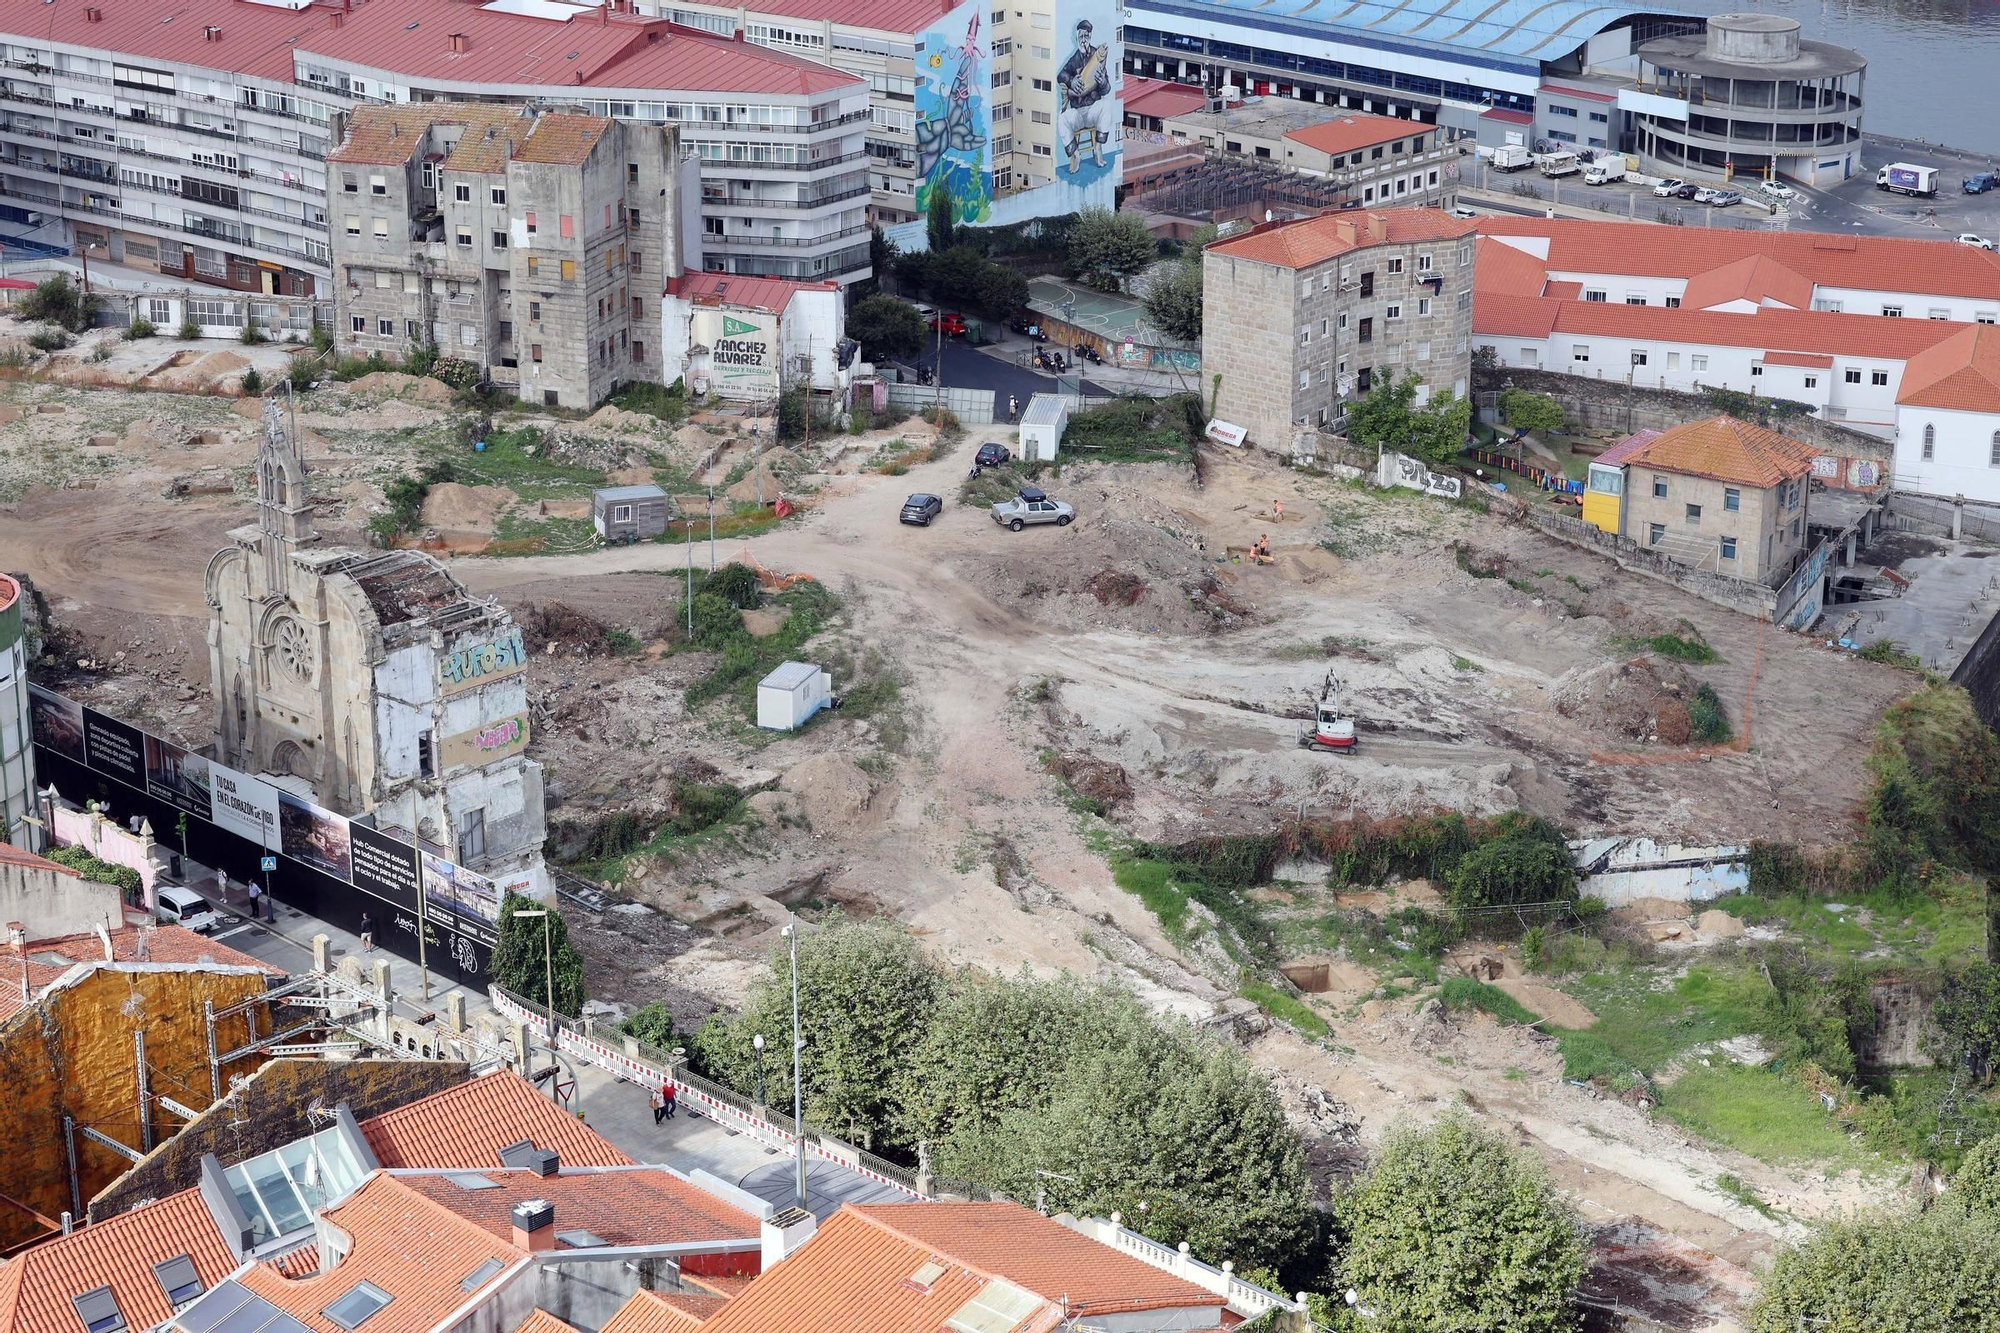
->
[1047,753,1132,808]
[1551,654,1699,745]
[778,753,877,832]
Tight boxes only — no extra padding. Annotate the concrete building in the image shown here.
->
[1631,14,1865,186]
[205,400,549,900]
[1122,3,1867,184]
[0,0,872,295]
[1203,207,1477,449]
[661,270,846,399]
[329,103,690,410]
[0,576,30,852]
[1604,415,1817,583]
[1891,325,2000,505]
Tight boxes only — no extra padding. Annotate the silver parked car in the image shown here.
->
[991,485,1074,532]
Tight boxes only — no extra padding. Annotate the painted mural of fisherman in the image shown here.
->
[1056,18,1114,174]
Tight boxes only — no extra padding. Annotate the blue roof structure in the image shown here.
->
[1134,0,1652,74]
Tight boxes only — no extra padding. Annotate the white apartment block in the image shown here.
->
[0,0,873,298]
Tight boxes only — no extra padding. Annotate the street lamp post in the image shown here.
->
[509,908,557,1041]
[753,1033,766,1107]
[783,914,806,1211]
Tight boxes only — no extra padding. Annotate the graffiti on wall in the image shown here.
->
[914,0,992,224]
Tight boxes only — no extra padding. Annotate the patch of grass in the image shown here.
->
[1616,627,1721,664]
[1059,393,1203,462]
[449,424,605,500]
[1688,682,1732,744]
[1710,880,1985,966]
[1439,976,1539,1025]
[1450,654,1483,673]
[608,379,690,426]
[1858,639,1922,670]
[1658,1063,1875,1169]
[1241,981,1331,1039]
[1505,576,1539,595]
[1111,856,1190,936]
[959,459,1047,508]
[1564,574,1590,591]
[1551,961,1770,1082]
[1714,1172,1780,1220]
[685,580,839,714]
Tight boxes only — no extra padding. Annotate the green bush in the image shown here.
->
[1689,682,1732,743]
[26,326,71,352]
[310,324,335,354]
[20,274,98,332]
[178,316,201,341]
[685,591,741,648]
[238,323,267,345]
[696,563,764,610]
[670,780,745,835]
[430,355,480,390]
[1439,976,1539,1024]
[620,1000,683,1052]
[1441,812,1577,917]
[124,317,156,341]
[240,369,263,396]
[42,846,143,898]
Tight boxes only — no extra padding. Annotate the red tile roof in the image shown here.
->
[1593,428,1664,468]
[520,1311,585,1333]
[1121,78,1206,122]
[1897,324,2000,412]
[5,0,344,81]
[1208,206,1476,269]
[1475,292,1969,363]
[1621,415,1818,488]
[361,1070,634,1169]
[1678,254,1814,312]
[399,1166,761,1249]
[1472,237,1549,297]
[690,0,957,33]
[1282,114,1425,157]
[0,844,79,877]
[0,1189,235,1333]
[1544,280,1583,300]
[666,271,838,314]
[294,0,858,97]
[1480,108,1533,125]
[27,924,280,974]
[1539,82,1616,103]
[1762,351,1833,368]
[1475,217,2000,301]
[603,1289,730,1333]
[851,1203,1223,1317]
[1471,292,1560,339]
[239,1175,522,1333]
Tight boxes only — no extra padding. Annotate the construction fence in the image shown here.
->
[884,381,995,424]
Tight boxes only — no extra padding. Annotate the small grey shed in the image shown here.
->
[593,484,670,543]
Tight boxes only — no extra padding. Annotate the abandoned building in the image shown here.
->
[204,400,550,900]
[327,102,694,410]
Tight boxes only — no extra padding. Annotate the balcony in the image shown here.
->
[706,223,870,250]
[702,183,872,211]
[697,149,868,174]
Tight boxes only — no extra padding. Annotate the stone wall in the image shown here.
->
[89,1057,470,1222]
[1862,977,1934,1069]
[1506,497,1785,621]
[1481,366,1893,491]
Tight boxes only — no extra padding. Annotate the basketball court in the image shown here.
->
[1026,276,1175,350]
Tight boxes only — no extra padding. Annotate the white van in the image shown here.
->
[155,886,225,934]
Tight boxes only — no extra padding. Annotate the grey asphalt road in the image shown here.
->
[892,339,1114,415]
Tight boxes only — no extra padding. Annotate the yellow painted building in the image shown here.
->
[1580,428,1665,536]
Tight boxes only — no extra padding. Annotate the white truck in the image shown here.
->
[1876,163,1940,197]
[1539,152,1581,178]
[1489,144,1533,172]
[1584,159,1626,185]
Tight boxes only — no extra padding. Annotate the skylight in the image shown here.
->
[555,1229,610,1249]
[322,1282,393,1331]
[459,1258,506,1293]
[945,1280,1042,1333]
[446,1172,501,1191]
[221,1125,368,1245]
[168,1279,313,1333]
[71,1288,126,1333]
[909,1260,947,1289]
[152,1256,204,1309]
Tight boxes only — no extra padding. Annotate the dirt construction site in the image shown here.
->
[0,372,1933,1324]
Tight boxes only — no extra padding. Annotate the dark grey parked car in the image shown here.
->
[900,493,943,526]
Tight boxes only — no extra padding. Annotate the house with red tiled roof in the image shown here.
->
[1891,324,2000,502]
[1121,78,1205,132]
[1603,416,1818,583]
[1204,207,1479,450]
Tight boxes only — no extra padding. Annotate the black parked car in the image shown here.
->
[900,493,944,526]
[974,442,1011,469]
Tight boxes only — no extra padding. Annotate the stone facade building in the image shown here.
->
[1202,208,1478,450]
[329,103,692,410]
[205,400,548,898]
[1607,415,1815,584]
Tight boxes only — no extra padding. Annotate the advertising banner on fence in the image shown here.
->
[349,821,420,914]
[277,789,352,882]
[81,707,146,788]
[27,685,84,765]
[142,734,213,821]
[209,761,280,848]
[421,852,502,945]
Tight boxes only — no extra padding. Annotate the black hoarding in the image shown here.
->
[81,708,146,786]
[349,822,420,914]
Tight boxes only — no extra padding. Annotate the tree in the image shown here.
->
[1498,387,1565,439]
[927,246,990,310]
[1944,1132,2000,1219]
[846,295,928,361]
[975,263,1029,321]
[1929,962,2000,1084]
[1442,812,1577,914]
[1407,392,1473,467]
[20,273,98,333]
[491,891,588,1018]
[926,184,956,253]
[1749,1208,2000,1332]
[620,1000,684,1052]
[1335,1109,1587,1333]
[1143,260,1204,344]
[1342,371,1471,466]
[1067,207,1156,291]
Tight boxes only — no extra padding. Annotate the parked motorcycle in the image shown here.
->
[1074,343,1103,366]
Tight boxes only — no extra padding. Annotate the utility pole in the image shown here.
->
[685,514,694,632]
[787,913,807,1210]
[707,485,715,573]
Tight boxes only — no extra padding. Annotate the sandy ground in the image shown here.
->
[0,381,1918,1290]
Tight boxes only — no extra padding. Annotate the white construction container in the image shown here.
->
[1018,393,1070,462]
[757,661,833,731]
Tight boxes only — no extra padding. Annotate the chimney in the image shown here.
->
[449,32,468,52]
[511,1200,557,1253]
[203,24,221,41]
[1367,213,1388,243]
[598,3,608,22]
[526,1148,559,1177]
[84,7,101,21]
[1335,218,1356,246]
[332,11,343,27]
[760,1206,816,1268]
[6,923,24,954]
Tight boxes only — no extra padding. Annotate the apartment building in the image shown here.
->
[1202,207,1477,450]
[633,0,1122,229]
[0,0,872,297]
[1161,104,1456,207]
[329,104,688,407]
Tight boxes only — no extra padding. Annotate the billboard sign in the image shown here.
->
[27,685,85,765]
[277,789,352,882]
[143,734,213,821]
[692,310,779,394]
[81,708,145,788]
[210,761,281,849]
[349,821,421,914]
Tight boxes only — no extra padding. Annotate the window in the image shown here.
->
[1417,297,1431,316]
[459,809,486,860]
[529,300,541,321]
[1872,370,1890,386]
[560,214,575,239]
[1692,355,1707,374]
[1929,308,1951,321]
[1572,344,1589,363]
[1385,304,1401,320]
[1724,487,1740,512]
[369,174,386,196]
[526,257,540,277]
[406,320,420,340]
[153,1256,203,1309]
[604,203,614,229]
[344,216,360,236]
[1803,374,1820,390]
[72,1289,125,1333]
[1992,429,2000,467]
[632,296,643,318]
[1652,476,1667,499]
[455,226,472,248]
[630,253,641,274]
[341,174,358,194]
[1648,523,1664,546]
[1359,271,1374,297]
[403,273,419,294]
[372,219,388,239]
[1417,341,1430,361]
[1750,364,1762,377]
[1980,312,1999,325]
[1923,423,1936,460]
[1685,503,1701,523]
[377,319,393,336]
[531,343,543,363]
[323,1283,393,1331]
[561,259,576,281]
[492,231,507,249]
[1299,370,1310,389]
[1299,327,1310,345]
[1626,295,1646,306]
[526,211,538,234]
[1584,289,1607,303]
[1386,256,1403,274]
[1665,296,1682,308]
[1667,352,1681,370]
[1357,317,1372,342]
[1550,104,1578,117]
[490,185,506,207]
[633,340,645,361]
[350,315,364,333]
[1418,253,1433,272]
[1881,304,1903,318]
[1720,537,1737,561]
[1845,368,1862,383]
[453,182,470,203]
[1631,350,1648,366]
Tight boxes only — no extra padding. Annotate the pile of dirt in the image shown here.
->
[147,350,251,392]
[420,482,518,533]
[778,753,877,832]
[520,601,614,657]
[1047,753,1132,807]
[581,405,659,434]
[1085,570,1147,606]
[1551,654,1698,745]
[346,371,454,403]
[726,447,798,504]
[1695,908,1746,940]
[970,506,1239,637]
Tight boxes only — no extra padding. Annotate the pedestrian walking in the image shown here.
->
[1008,393,1019,421]
[650,1085,667,1125]
[360,911,376,952]
[246,880,262,922]
[663,1083,678,1120]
